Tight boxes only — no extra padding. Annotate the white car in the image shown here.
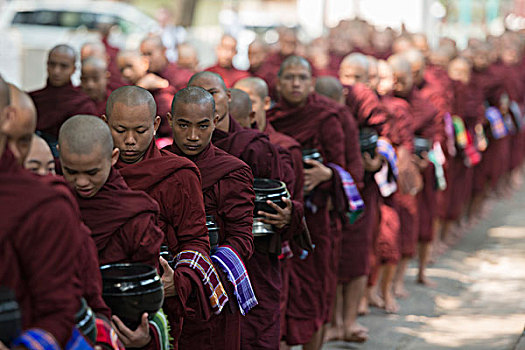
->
[0,0,159,91]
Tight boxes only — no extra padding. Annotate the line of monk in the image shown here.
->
[2,17,525,350]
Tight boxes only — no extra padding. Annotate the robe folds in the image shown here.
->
[267,92,347,345]
[168,143,254,350]
[0,150,82,346]
[91,88,113,117]
[30,81,98,139]
[76,167,164,267]
[115,140,211,346]
[39,175,111,320]
[205,64,251,88]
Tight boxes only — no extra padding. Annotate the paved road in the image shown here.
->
[321,182,525,350]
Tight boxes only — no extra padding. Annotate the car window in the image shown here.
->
[13,10,60,26]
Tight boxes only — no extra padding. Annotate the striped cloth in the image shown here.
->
[452,116,481,167]
[211,245,258,316]
[148,309,171,350]
[509,101,523,130]
[11,329,60,350]
[376,138,399,178]
[175,250,228,315]
[485,106,508,139]
[328,163,365,223]
[443,112,457,156]
[95,318,125,350]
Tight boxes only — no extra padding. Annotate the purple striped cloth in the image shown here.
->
[328,163,365,214]
[485,106,508,139]
[376,138,399,179]
[211,245,258,315]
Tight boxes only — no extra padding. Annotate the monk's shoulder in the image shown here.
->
[212,145,252,173]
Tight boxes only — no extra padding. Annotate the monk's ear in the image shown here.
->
[166,112,173,126]
[111,148,119,166]
[213,113,220,126]
[226,89,231,103]
[0,106,16,133]
[153,115,161,134]
[249,110,256,123]
[105,71,111,80]
[263,96,271,111]
[101,114,108,124]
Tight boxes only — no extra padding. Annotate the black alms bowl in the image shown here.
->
[414,136,431,157]
[75,298,97,343]
[100,263,164,330]
[359,127,379,158]
[253,178,289,217]
[0,287,21,346]
[206,215,220,251]
[302,149,324,169]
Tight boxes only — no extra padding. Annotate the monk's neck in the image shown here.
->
[217,114,230,133]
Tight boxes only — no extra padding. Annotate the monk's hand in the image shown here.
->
[160,256,176,297]
[111,313,151,348]
[303,159,333,192]
[0,341,8,350]
[258,197,293,229]
[363,151,383,172]
[136,73,170,90]
[412,152,429,170]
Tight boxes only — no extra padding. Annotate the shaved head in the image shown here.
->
[188,71,227,91]
[339,52,369,85]
[388,54,413,97]
[49,44,76,61]
[403,49,425,67]
[2,84,37,163]
[341,52,369,70]
[0,75,10,111]
[177,43,198,71]
[141,35,165,49]
[229,89,252,128]
[59,114,113,158]
[24,134,55,176]
[81,41,106,61]
[315,76,343,102]
[278,55,312,77]
[234,77,269,100]
[171,86,215,115]
[82,56,108,70]
[106,86,156,120]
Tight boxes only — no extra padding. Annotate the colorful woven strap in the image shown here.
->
[148,309,171,350]
[11,329,60,350]
[95,318,124,350]
[452,116,468,149]
[443,112,457,156]
[328,163,365,223]
[485,106,508,139]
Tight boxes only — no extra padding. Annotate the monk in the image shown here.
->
[81,57,112,116]
[117,50,175,137]
[104,86,222,348]
[165,86,255,350]
[29,44,97,150]
[247,38,269,77]
[24,134,56,175]
[314,76,371,342]
[339,53,369,87]
[177,43,199,72]
[0,75,82,347]
[233,76,311,347]
[267,56,349,349]
[58,114,164,347]
[188,72,297,350]
[205,34,250,88]
[81,41,126,90]
[229,88,254,128]
[140,35,193,91]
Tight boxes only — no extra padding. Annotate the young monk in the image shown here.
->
[117,50,175,137]
[266,56,349,349]
[29,45,97,148]
[205,34,250,88]
[0,75,83,348]
[228,88,254,128]
[176,43,199,72]
[24,134,56,175]
[58,114,164,347]
[233,77,312,347]
[81,57,112,116]
[81,41,126,90]
[140,35,193,91]
[104,86,224,348]
[165,86,255,350]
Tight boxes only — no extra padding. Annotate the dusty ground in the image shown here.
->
[318,183,525,350]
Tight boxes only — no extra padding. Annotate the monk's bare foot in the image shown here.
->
[323,325,343,342]
[368,292,385,308]
[383,292,399,314]
[358,296,370,315]
[343,326,368,343]
[417,275,437,287]
[394,283,410,299]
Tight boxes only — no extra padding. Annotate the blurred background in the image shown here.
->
[2,0,525,91]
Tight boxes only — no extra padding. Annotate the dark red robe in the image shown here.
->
[156,63,194,92]
[76,167,164,267]
[205,64,251,88]
[115,140,211,347]
[30,81,98,139]
[91,88,112,117]
[150,86,176,137]
[0,150,82,346]
[169,143,254,350]
[268,93,347,345]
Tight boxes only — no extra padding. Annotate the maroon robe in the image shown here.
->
[39,175,111,320]
[156,63,194,92]
[169,143,254,350]
[205,64,251,88]
[268,93,347,345]
[115,140,211,346]
[91,88,112,117]
[0,150,82,346]
[30,81,98,139]
[150,86,176,137]
[76,168,164,267]
[101,37,127,91]
[344,82,389,132]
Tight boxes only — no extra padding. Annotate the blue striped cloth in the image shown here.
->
[211,245,258,316]
[12,328,92,350]
[485,106,508,139]
[376,138,399,179]
[329,163,365,223]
